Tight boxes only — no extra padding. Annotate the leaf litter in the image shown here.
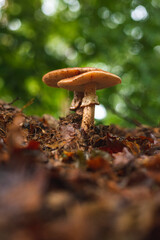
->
[0,100,160,240]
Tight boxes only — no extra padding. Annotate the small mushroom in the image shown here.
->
[70,91,84,115]
[58,71,121,131]
[42,67,102,114]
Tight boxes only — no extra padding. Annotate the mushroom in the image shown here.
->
[42,67,103,114]
[58,71,121,131]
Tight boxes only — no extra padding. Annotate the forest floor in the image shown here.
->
[0,100,160,240]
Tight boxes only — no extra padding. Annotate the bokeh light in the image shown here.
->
[95,104,107,120]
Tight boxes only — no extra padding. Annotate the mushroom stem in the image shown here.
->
[70,91,84,115]
[81,105,95,131]
[81,83,98,131]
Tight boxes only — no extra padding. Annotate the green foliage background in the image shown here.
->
[0,0,160,126]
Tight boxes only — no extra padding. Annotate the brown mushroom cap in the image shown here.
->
[57,71,121,92]
[42,67,103,88]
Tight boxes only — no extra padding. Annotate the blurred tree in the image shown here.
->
[0,0,159,126]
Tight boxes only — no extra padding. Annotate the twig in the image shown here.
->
[8,97,21,105]
[21,98,35,112]
[0,128,6,135]
[117,93,155,125]
[105,102,140,126]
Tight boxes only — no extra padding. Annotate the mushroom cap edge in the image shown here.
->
[57,71,121,92]
[42,67,104,88]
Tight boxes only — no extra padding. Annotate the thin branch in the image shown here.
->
[105,102,141,126]
[117,93,156,125]
[21,98,35,112]
[8,97,21,105]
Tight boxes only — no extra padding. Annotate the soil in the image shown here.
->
[0,100,160,240]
